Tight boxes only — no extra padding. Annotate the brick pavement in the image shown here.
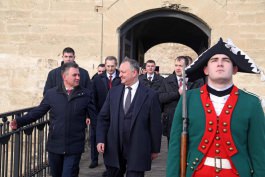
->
[79,136,168,177]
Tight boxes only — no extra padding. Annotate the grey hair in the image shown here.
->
[122,57,140,73]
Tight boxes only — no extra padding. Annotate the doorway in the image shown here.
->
[118,8,211,66]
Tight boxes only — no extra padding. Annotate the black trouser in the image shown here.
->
[89,124,98,163]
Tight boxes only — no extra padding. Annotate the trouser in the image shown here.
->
[89,124,98,162]
[48,152,81,177]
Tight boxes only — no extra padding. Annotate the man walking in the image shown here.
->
[90,56,121,170]
[11,62,97,177]
[159,56,203,143]
[97,58,162,177]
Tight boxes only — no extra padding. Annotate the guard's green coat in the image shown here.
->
[166,88,265,177]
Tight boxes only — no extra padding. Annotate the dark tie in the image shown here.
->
[124,87,132,114]
[179,78,183,87]
[148,76,152,81]
[108,75,112,89]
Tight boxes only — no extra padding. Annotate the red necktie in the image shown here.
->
[109,75,112,89]
[179,78,183,87]
[67,89,72,95]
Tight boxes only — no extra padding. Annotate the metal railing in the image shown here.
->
[0,107,50,177]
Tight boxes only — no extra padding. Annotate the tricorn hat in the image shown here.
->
[186,38,260,81]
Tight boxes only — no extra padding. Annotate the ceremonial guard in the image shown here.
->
[166,38,265,177]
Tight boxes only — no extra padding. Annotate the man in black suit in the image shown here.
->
[159,56,203,143]
[139,59,164,91]
[43,47,91,95]
[96,58,162,177]
[90,56,121,169]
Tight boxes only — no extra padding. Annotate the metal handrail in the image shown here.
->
[0,107,50,177]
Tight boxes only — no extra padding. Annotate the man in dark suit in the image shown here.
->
[43,47,91,95]
[96,58,162,177]
[139,60,164,91]
[90,56,121,170]
[92,64,105,80]
[159,56,203,143]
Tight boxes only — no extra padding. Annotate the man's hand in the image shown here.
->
[151,153,159,160]
[97,143,105,153]
[10,119,18,130]
[86,118,91,125]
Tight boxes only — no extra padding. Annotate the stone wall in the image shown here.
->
[0,0,264,112]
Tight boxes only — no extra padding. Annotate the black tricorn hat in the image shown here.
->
[186,38,260,81]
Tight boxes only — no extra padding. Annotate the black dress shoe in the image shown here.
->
[89,161,98,168]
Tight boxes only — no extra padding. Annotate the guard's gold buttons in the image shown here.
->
[225,110,230,114]
[216,136,220,140]
[208,128,213,132]
[223,122,227,126]
[228,105,232,109]
[226,141,231,145]
[229,147,234,151]
[205,103,210,107]
[195,158,199,162]
[223,129,227,133]
[215,143,220,147]
[209,121,213,125]
[202,145,206,149]
[215,149,220,154]
[207,109,212,113]
[216,169,221,173]
[200,90,204,94]
[204,139,209,144]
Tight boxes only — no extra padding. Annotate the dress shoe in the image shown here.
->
[89,161,98,168]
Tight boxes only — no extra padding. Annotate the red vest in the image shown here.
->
[193,85,240,177]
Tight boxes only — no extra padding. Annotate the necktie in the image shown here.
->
[148,76,152,81]
[108,75,112,89]
[124,87,132,114]
[67,89,72,95]
[179,78,183,87]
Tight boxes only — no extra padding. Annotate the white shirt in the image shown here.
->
[123,81,139,108]
[107,71,117,80]
[208,83,233,116]
[147,73,154,81]
[176,76,183,86]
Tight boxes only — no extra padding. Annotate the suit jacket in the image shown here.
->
[44,63,91,95]
[92,70,121,112]
[159,73,204,137]
[166,87,265,177]
[96,83,162,172]
[139,73,164,91]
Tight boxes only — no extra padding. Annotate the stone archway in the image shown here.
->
[117,8,211,65]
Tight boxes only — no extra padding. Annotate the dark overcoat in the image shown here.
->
[16,85,97,154]
[96,83,162,171]
[139,73,164,91]
[44,64,91,95]
[92,70,121,112]
[159,74,203,137]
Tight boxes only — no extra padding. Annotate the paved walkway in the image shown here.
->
[79,136,168,177]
